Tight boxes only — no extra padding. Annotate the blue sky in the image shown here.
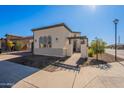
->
[0,5,124,44]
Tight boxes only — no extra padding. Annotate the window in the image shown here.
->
[44,36,47,47]
[39,36,44,48]
[81,39,85,44]
[48,36,52,48]
[39,36,52,48]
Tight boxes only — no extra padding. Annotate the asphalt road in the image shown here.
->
[105,49,124,59]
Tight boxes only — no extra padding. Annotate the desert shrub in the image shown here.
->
[88,48,94,57]
[91,38,106,55]
[15,41,22,51]
[6,40,14,51]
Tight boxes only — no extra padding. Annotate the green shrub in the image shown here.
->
[15,41,22,51]
[88,48,94,57]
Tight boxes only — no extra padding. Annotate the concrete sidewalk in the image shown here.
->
[13,61,124,88]
[74,61,124,88]
[13,70,77,88]
[64,53,81,66]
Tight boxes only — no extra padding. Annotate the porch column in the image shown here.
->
[81,39,88,58]
[67,39,73,56]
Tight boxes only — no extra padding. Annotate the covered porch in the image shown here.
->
[67,36,88,59]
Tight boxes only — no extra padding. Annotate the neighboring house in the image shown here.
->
[32,23,88,58]
[0,38,7,51]
[6,34,33,51]
[1,34,33,51]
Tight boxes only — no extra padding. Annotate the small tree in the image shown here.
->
[6,40,14,51]
[90,38,107,60]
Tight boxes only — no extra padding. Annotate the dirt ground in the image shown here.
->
[81,53,124,67]
[6,54,69,71]
[5,53,124,71]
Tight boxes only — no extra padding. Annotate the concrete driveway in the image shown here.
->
[0,61,39,88]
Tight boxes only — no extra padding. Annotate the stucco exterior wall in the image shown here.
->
[33,25,88,57]
[72,33,80,37]
[33,26,72,49]
[34,48,66,57]
[81,39,88,58]
[66,40,73,56]
[33,26,73,57]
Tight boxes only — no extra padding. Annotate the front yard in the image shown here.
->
[78,53,124,67]
[6,54,69,72]
[1,52,124,88]
[4,52,124,72]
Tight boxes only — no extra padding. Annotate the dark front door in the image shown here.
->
[73,40,77,52]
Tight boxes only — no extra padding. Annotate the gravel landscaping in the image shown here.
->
[4,53,124,72]
[6,54,69,71]
[80,53,124,67]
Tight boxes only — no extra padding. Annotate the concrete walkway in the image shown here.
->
[13,61,124,88]
[13,70,76,88]
[64,53,81,66]
[0,61,39,88]
[74,61,124,88]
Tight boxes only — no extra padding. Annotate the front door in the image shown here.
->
[73,40,77,52]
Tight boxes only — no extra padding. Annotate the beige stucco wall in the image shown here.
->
[66,39,73,56]
[33,26,72,49]
[72,33,80,37]
[81,39,88,58]
[33,26,73,57]
[34,48,67,57]
[33,25,88,57]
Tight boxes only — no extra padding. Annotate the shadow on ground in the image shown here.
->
[51,58,87,72]
[52,62,80,72]
[5,54,69,70]
[89,59,112,70]
[76,58,87,66]
[0,61,39,88]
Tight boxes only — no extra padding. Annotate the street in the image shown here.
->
[105,49,124,59]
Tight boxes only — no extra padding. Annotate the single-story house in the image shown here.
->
[32,23,88,58]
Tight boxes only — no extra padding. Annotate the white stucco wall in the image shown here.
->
[33,26,73,57]
[72,33,80,37]
[81,39,88,58]
[66,39,73,56]
[33,25,88,57]
[33,26,72,49]
[34,48,67,57]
